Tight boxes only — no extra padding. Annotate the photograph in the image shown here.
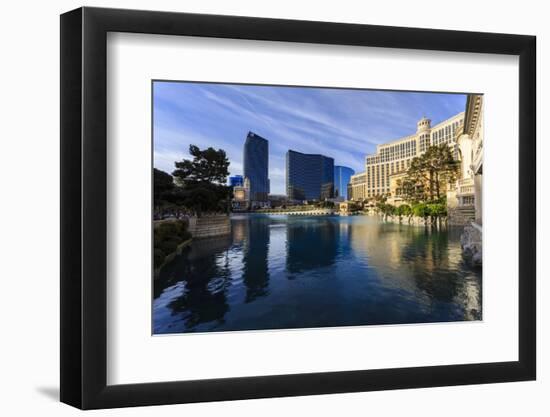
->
[152,81,484,334]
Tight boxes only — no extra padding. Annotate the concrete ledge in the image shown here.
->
[189,215,231,239]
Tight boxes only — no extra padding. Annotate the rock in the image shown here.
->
[460,224,482,266]
[472,250,482,266]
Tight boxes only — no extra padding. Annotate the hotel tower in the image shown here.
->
[349,112,465,202]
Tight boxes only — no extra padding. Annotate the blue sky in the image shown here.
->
[153,82,466,195]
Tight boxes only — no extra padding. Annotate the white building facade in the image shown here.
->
[448,94,483,226]
[362,112,465,199]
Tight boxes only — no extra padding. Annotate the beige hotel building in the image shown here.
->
[348,112,465,203]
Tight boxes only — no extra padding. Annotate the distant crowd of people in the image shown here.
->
[153,208,230,220]
[153,208,191,221]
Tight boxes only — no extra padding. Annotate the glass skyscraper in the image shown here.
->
[334,166,355,200]
[243,132,269,202]
[286,150,334,201]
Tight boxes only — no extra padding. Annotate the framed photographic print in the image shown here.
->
[60,6,536,409]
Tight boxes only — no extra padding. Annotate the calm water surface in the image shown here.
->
[153,214,482,334]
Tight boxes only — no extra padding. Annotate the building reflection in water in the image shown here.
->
[154,215,482,334]
[286,218,339,274]
[350,220,481,319]
[239,216,270,302]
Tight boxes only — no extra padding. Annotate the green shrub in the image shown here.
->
[409,202,447,220]
[154,248,166,267]
[412,203,430,218]
[158,236,180,255]
[396,204,411,217]
[427,203,447,217]
[153,220,192,270]
[180,230,192,241]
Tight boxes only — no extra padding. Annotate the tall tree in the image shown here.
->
[396,176,425,204]
[401,145,458,203]
[172,145,230,185]
[153,168,174,203]
[422,145,458,200]
[170,145,231,216]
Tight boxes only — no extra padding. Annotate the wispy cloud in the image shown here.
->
[153,82,467,195]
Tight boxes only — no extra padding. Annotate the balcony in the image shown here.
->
[457,178,474,196]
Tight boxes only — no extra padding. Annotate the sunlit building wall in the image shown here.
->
[363,113,464,199]
[450,94,483,224]
[348,172,367,201]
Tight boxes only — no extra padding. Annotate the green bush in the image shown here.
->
[409,202,447,219]
[396,204,412,217]
[427,203,447,217]
[158,236,180,255]
[156,220,191,241]
[154,248,166,267]
[412,203,430,218]
[154,220,192,270]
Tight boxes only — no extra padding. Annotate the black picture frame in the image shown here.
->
[60,6,536,410]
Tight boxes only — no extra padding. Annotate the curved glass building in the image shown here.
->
[243,132,269,202]
[286,150,334,201]
[334,166,355,200]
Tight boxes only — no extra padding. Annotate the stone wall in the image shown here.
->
[189,215,231,239]
[382,215,447,227]
[448,205,476,226]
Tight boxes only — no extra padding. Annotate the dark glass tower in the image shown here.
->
[333,166,355,200]
[243,132,269,202]
[286,150,334,201]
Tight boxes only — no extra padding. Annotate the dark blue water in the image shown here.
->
[153,214,481,334]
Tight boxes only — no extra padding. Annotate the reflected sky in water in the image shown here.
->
[153,215,481,334]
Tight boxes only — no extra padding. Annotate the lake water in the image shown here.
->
[153,214,482,334]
